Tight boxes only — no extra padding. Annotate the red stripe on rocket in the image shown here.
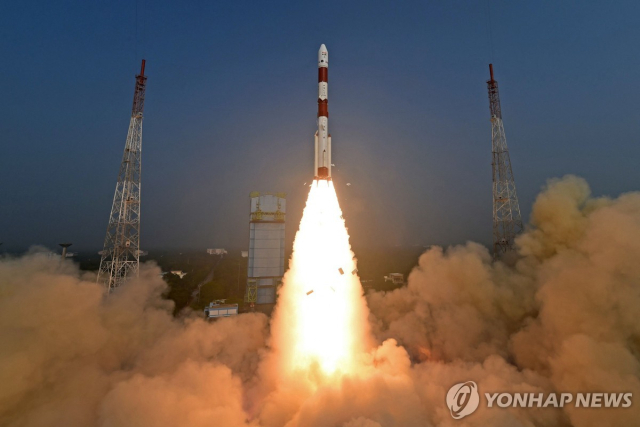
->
[315,44,331,180]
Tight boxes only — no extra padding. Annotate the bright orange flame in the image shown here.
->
[271,180,370,378]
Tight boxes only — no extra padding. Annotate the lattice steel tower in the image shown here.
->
[487,64,523,258]
[98,60,147,292]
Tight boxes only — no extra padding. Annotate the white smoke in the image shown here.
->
[0,252,267,427]
[0,175,638,426]
[367,175,640,426]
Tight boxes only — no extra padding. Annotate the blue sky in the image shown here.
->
[1,0,639,251]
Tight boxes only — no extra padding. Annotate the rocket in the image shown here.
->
[315,44,331,180]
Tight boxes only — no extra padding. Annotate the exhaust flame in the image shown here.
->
[2,176,640,426]
[270,180,370,377]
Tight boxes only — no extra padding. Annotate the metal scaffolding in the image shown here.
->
[487,64,523,258]
[98,60,147,292]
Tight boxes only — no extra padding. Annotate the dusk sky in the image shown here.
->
[2,0,639,251]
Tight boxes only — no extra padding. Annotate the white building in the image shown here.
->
[204,300,238,319]
[246,192,286,306]
[384,273,405,286]
[207,248,227,256]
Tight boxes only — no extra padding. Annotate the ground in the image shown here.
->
[74,246,426,317]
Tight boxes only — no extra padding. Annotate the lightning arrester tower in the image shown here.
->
[98,60,147,292]
[487,64,523,258]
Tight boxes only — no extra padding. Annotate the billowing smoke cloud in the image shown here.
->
[0,253,267,427]
[368,175,640,426]
[1,175,639,426]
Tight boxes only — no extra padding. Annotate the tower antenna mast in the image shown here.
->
[98,60,147,292]
[487,64,523,258]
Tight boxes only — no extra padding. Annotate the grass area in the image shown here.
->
[191,254,247,311]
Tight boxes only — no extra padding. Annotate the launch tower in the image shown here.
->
[98,60,147,292]
[487,64,523,258]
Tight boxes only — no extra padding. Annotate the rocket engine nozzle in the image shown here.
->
[316,167,330,180]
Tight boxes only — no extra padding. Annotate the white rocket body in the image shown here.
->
[315,44,331,180]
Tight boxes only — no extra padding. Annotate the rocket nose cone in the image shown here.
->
[318,44,328,67]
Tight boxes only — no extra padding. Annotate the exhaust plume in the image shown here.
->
[268,180,372,377]
[1,175,639,426]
